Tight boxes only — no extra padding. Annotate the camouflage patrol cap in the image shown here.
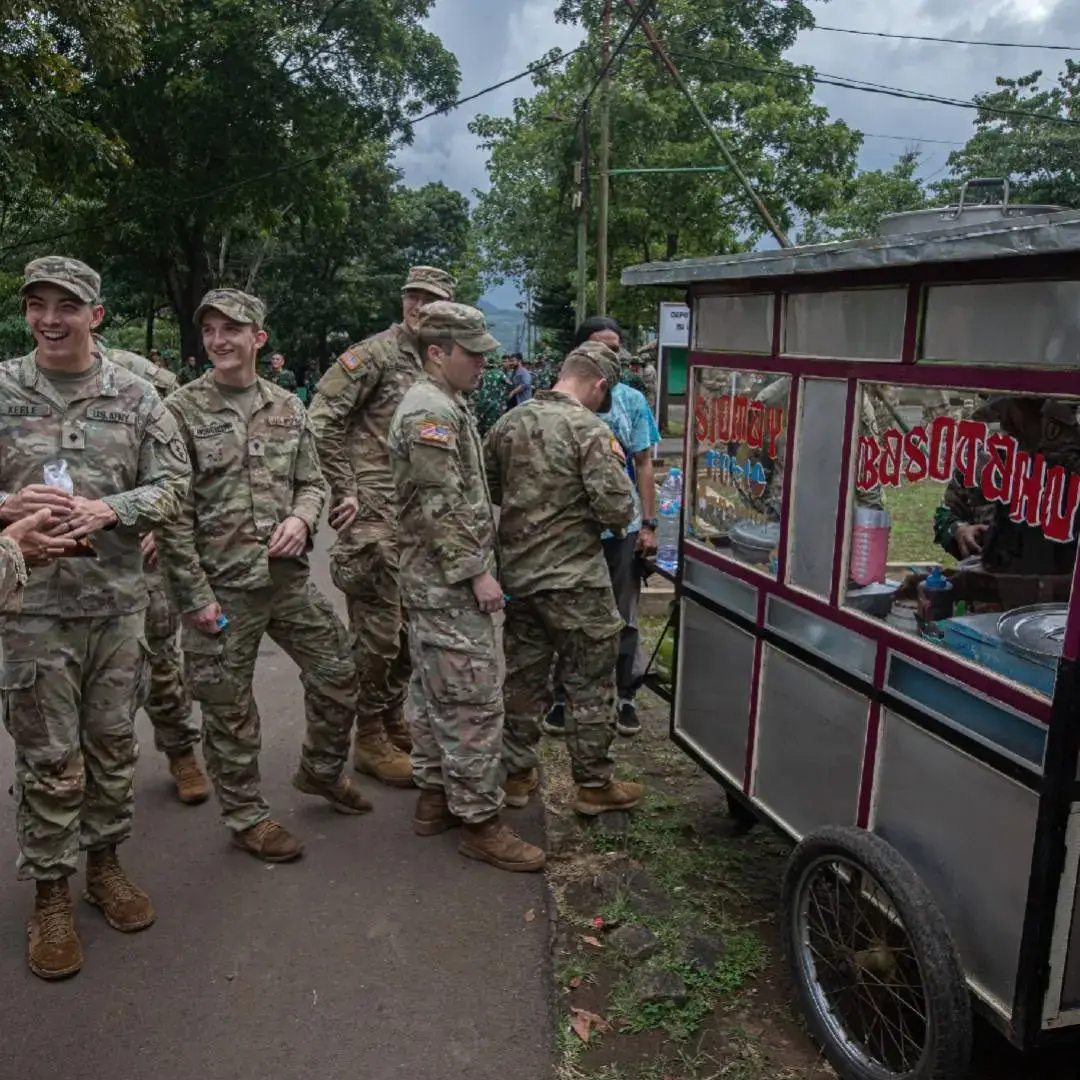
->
[416,301,499,354]
[193,288,266,328]
[972,395,1078,427]
[21,256,100,304]
[402,265,456,301]
[566,340,621,388]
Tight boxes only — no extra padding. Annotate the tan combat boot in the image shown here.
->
[167,751,210,805]
[352,729,413,788]
[233,819,305,863]
[384,710,413,754]
[459,818,546,873]
[573,779,644,816]
[503,768,540,809]
[28,879,83,980]
[84,846,156,932]
[413,788,459,836]
[292,767,373,815]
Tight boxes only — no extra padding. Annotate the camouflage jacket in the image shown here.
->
[469,366,507,437]
[642,364,657,410]
[0,351,190,617]
[484,390,635,596]
[308,324,422,550]
[388,374,497,609]
[0,537,27,608]
[104,347,179,397]
[156,373,328,612]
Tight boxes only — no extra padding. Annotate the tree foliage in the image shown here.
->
[471,0,861,328]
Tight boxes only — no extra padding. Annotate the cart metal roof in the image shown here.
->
[620,208,1080,288]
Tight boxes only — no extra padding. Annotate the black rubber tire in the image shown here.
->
[781,826,972,1080]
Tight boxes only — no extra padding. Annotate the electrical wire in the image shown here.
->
[812,24,1080,51]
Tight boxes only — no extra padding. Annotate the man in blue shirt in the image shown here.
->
[504,352,533,409]
[544,319,660,739]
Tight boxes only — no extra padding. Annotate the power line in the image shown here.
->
[1,46,589,256]
[812,24,1080,51]
[860,132,964,146]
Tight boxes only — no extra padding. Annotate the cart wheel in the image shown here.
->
[781,826,971,1080]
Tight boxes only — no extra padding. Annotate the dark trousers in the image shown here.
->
[553,533,643,705]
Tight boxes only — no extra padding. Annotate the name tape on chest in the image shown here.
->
[193,422,235,439]
[86,407,137,425]
[1,403,52,417]
[417,420,452,447]
[265,415,301,428]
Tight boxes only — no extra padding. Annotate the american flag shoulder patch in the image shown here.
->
[338,350,362,373]
[417,420,452,446]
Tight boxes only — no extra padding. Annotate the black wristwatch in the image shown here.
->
[642,517,658,530]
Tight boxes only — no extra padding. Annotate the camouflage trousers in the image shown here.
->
[405,604,504,824]
[144,572,199,756]
[330,538,410,739]
[183,566,356,832]
[503,587,621,787]
[0,612,148,881]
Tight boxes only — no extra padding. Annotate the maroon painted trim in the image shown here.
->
[689,351,1080,395]
[901,282,921,365]
[743,590,768,795]
[856,648,889,828]
[682,540,1053,723]
[829,382,857,607]
[775,377,799,583]
[770,289,783,358]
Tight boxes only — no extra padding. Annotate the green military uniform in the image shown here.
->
[484,343,636,788]
[0,535,28,607]
[388,305,503,823]
[308,266,456,755]
[469,358,507,437]
[101,345,200,761]
[0,262,191,882]
[156,290,358,834]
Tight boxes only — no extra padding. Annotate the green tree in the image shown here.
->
[801,151,928,242]
[59,0,459,358]
[934,61,1080,208]
[472,0,860,327]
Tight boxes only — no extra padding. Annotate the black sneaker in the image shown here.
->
[542,702,566,736]
[616,702,641,738]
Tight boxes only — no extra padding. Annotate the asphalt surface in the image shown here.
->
[0,537,553,1080]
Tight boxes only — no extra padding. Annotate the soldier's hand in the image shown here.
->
[636,526,657,556]
[472,572,505,614]
[57,497,118,539]
[268,515,309,558]
[329,496,359,532]
[2,508,77,565]
[1,484,74,525]
[141,531,158,569]
[187,601,224,635]
[955,523,988,557]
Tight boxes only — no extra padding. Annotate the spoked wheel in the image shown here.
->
[782,827,971,1080]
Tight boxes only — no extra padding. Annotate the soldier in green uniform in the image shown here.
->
[469,353,508,437]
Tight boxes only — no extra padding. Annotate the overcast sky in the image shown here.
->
[395,0,1077,305]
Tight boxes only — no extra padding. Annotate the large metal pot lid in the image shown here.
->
[997,604,1068,662]
[730,519,780,550]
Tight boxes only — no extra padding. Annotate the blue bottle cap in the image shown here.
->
[216,613,229,630]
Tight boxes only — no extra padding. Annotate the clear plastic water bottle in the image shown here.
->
[655,467,682,571]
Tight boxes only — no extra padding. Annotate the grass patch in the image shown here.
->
[883,480,954,568]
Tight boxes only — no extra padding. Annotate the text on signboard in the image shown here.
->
[694,394,785,458]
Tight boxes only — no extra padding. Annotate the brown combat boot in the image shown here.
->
[233,819,305,863]
[167,751,210,805]
[384,711,413,754]
[84,846,156,932]
[503,768,540,809]
[459,818,546,873]
[413,788,459,836]
[28,879,83,980]
[574,779,645,816]
[292,767,373,815]
[352,730,413,788]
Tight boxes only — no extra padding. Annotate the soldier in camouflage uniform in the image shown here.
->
[932,396,1080,574]
[0,257,192,979]
[389,303,545,872]
[156,289,372,865]
[0,509,78,605]
[484,342,644,815]
[308,265,456,787]
[99,340,209,805]
[469,353,507,437]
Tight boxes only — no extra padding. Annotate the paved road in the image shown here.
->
[0,537,553,1080]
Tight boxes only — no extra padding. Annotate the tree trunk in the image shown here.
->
[145,297,156,355]
[163,217,211,362]
[666,232,679,259]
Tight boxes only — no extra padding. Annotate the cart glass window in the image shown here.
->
[844,382,1080,697]
[688,366,789,576]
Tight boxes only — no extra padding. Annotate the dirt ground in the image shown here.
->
[538,673,1080,1080]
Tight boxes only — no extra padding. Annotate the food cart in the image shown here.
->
[622,197,1080,1080]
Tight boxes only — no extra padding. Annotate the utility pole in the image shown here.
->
[596,0,612,315]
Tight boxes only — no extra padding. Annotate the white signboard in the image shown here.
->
[658,302,690,348]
